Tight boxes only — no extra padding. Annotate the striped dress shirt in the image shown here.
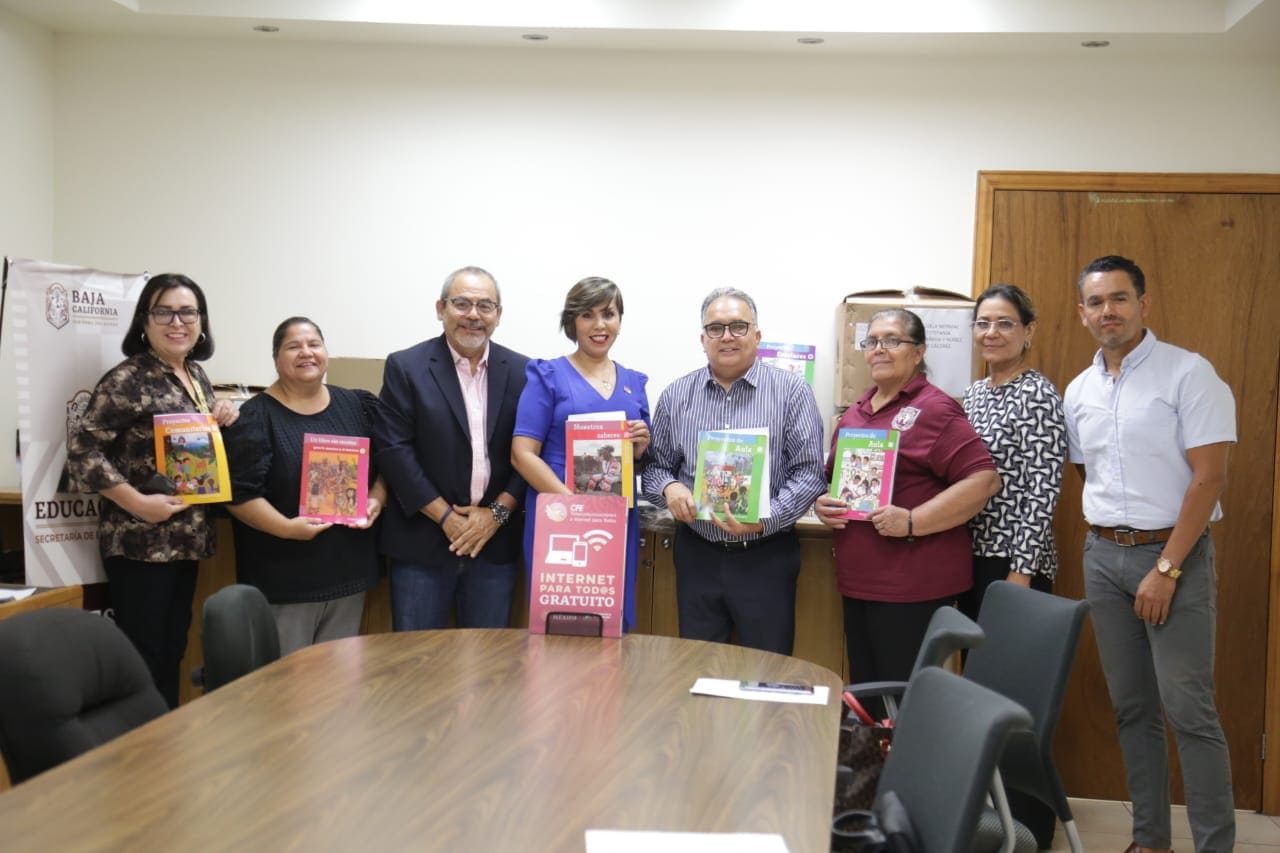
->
[643,360,827,541]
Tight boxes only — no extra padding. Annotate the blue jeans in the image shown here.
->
[1084,531,1234,853]
[389,557,518,631]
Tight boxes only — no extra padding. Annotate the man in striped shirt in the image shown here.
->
[643,287,826,655]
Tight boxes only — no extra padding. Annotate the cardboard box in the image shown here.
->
[325,357,386,396]
[835,287,977,407]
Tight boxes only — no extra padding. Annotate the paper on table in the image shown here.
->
[689,678,830,705]
[0,587,36,602]
[585,830,790,853]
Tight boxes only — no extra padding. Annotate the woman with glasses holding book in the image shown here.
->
[223,317,387,655]
[512,277,650,632]
[66,273,239,708]
[813,308,999,693]
[960,285,1066,623]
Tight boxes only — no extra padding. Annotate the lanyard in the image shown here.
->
[187,365,210,414]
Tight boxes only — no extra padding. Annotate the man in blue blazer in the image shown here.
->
[374,266,529,630]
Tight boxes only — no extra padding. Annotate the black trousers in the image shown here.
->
[673,526,800,655]
[957,553,1053,624]
[104,556,198,709]
[842,594,955,689]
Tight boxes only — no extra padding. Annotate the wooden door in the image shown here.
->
[973,171,1280,812]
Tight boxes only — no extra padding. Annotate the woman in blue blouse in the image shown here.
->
[512,277,650,631]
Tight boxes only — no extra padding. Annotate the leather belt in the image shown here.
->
[1089,525,1175,547]
[706,527,796,552]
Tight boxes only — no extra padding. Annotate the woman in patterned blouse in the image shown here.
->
[66,274,239,708]
[961,283,1066,621]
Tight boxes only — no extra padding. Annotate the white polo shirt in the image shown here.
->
[1064,330,1236,529]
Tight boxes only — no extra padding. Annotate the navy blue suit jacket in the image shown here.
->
[374,335,529,564]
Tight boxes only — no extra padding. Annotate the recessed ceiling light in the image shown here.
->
[797,37,825,45]
[253,25,280,33]
[522,33,550,41]
[1081,40,1110,48]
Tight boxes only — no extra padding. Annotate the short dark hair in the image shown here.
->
[974,283,1037,324]
[271,316,325,358]
[122,273,214,360]
[1077,255,1145,298]
[560,277,624,343]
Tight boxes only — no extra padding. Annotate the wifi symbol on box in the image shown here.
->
[582,529,614,551]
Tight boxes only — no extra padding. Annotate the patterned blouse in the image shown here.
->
[66,351,217,562]
[962,369,1066,579]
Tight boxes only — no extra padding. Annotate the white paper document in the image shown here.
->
[585,829,790,853]
[0,587,37,602]
[689,677,830,705]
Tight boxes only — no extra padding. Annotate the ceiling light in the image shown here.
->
[253,25,280,33]
[522,33,550,41]
[1081,40,1110,48]
[797,37,825,45]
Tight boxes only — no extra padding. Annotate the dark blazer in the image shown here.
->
[374,335,529,565]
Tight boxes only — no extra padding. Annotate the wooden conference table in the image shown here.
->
[0,630,843,852]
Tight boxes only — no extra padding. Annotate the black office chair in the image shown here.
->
[868,666,1034,853]
[841,604,1036,853]
[845,603,986,718]
[198,584,281,692]
[964,581,1092,853]
[0,608,167,784]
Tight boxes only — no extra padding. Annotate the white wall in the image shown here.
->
[4,30,1278,490]
[0,8,54,490]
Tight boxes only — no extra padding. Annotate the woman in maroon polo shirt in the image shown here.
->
[814,308,1000,690]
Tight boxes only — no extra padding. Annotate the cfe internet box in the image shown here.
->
[835,287,978,407]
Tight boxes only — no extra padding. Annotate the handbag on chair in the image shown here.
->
[835,691,894,813]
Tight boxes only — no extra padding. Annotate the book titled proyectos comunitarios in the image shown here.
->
[153,413,231,503]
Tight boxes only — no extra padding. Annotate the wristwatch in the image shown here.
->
[488,502,512,526]
[1156,556,1182,580]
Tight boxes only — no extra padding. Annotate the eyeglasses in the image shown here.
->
[859,337,917,351]
[703,321,753,339]
[972,319,1021,333]
[445,297,500,316]
[148,307,200,324]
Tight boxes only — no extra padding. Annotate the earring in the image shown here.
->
[141,331,147,343]
[1023,339,1032,350]
[198,332,207,343]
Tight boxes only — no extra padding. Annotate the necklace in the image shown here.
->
[572,354,614,389]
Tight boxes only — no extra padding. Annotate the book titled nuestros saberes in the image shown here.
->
[692,429,769,524]
[153,413,231,503]
[299,433,370,525]
[564,411,634,508]
[829,428,899,520]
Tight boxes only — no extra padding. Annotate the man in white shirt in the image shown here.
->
[1063,255,1235,853]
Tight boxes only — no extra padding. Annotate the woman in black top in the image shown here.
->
[225,317,386,654]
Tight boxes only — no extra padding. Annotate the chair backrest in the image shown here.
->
[912,604,985,673]
[0,608,167,784]
[876,666,1033,853]
[201,584,281,691]
[962,581,1091,813]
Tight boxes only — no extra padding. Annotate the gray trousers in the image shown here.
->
[271,590,367,657]
[1083,531,1234,852]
